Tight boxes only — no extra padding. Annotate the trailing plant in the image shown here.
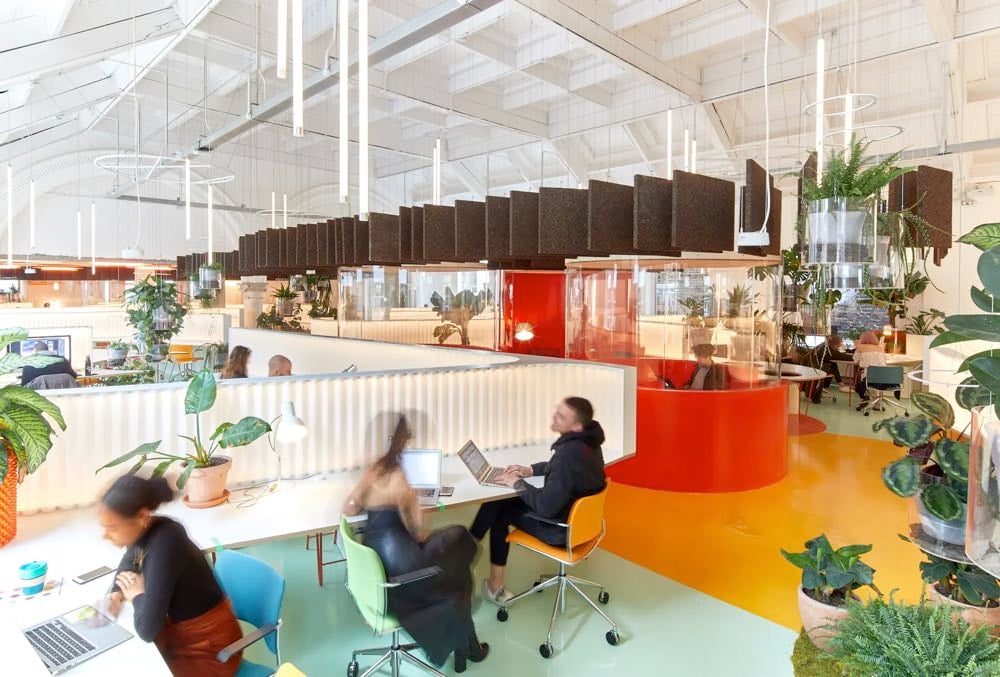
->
[256,308,305,332]
[859,270,932,329]
[781,534,879,606]
[918,551,1000,608]
[828,593,1000,676]
[431,287,491,346]
[905,309,946,336]
[801,137,913,201]
[124,275,187,356]
[0,328,66,487]
[97,368,271,489]
[878,392,971,521]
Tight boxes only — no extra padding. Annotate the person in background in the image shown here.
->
[470,397,606,605]
[99,475,242,676]
[684,343,728,391]
[806,335,852,403]
[853,330,894,408]
[267,354,293,377]
[221,345,251,379]
[343,416,489,673]
[20,340,77,386]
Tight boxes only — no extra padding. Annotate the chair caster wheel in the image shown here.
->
[864,412,870,417]
[598,591,610,604]
[497,608,508,622]
[904,411,910,417]
[606,630,621,646]
[347,660,359,677]
[539,642,554,658]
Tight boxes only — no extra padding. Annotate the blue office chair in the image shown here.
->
[860,365,908,418]
[214,550,286,677]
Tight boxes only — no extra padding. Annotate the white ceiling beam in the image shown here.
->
[737,0,804,54]
[545,138,589,186]
[449,160,487,197]
[923,0,957,43]
[622,120,657,175]
[612,0,699,32]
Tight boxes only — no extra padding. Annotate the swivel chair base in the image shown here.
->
[347,629,446,677]
[861,390,909,418]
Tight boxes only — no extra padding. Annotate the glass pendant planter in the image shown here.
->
[289,274,305,292]
[152,305,171,331]
[275,298,296,317]
[966,406,1000,577]
[199,264,223,290]
[804,197,878,266]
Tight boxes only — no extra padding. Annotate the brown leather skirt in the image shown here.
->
[154,598,243,677]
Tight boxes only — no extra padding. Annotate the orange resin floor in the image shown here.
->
[602,431,925,630]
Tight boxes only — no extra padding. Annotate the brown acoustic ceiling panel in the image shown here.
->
[424,204,456,262]
[739,159,782,257]
[294,225,307,266]
[304,222,319,266]
[539,187,588,256]
[334,218,344,265]
[318,221,330,267]
[176,255,186,277]
[342,218,355,266]
[238,235,249,273]
[671,171,735,252]
[282,227,295,268]
[509,191,539,257]
[455,199,487,262]
[411,207,424,262]
[224,251,240,278]
[355,217,370,266]
[369,212,400,264]
[256,230,269,270]
[918,166,953,257]
[485,196,510,260]
[399,207,412,262]
[588,179,634,254]
[633,175,676,255]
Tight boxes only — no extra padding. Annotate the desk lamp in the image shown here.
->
[240,401,307,505]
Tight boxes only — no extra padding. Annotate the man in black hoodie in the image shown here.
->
[470,397,606,605]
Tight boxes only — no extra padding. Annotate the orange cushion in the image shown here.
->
[506,529,601,564]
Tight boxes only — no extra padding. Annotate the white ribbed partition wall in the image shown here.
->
[19,349,634,514]
[0,307,238,342]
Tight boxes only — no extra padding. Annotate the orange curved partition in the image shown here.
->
[609,360,789,493]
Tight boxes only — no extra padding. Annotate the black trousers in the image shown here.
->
[470,497,559,566]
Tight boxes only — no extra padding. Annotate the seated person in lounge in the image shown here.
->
[470,397,606,604]
[343,416,489,673]
[267,354,293,377]
[221,345,250,378]
[684,343,727,391]
[19,340,77,386]
[853,330,898,408]
[99,475,243,676]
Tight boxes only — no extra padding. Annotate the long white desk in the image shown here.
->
[0,444,553,675]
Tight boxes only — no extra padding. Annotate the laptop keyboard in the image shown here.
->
[25,619,95,669]
[414,488,436,498]
[484,467,504,483]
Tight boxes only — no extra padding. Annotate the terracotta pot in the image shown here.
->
[184,456,232,507]
[0,448,17,547]
[798,586,853,652]
[928,585,1000,635]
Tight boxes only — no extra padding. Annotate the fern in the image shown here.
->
[829,593,1000,676]
[803,137,915,201]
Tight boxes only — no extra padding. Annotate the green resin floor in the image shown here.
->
[236,504,796,676]
[797,384,910,439]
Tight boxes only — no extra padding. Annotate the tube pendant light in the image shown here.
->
[6,165,12,266]
[691,139,697,174]
[28,179,35,249]
[433,138,441,204]
[815,37,825,182]
[666,109,673,178]
[207,184,214,264]
[339,0,349,203]
[292,0,303,137]
[76,210,82,259]
[185,159,191,239]
[283,193,287,228]
[683,128,690,172]
[90,201,96,274]
[358,0,369,217]
[277,0,288,79]
[271,191,276,229]
[843,90,853,147]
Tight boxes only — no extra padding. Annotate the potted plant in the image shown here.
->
[879,393,970,545]
[107,340,130,367]
[780,534,879,651]
[97,369,271,508]
[904,308,946,358]
[273,284,297,317]
[199,262,223,291]
[916,552,1000,631]
[124,275,186,362]
[431,287,491,346]
[829,594,1000,673]
[0,328,66,546]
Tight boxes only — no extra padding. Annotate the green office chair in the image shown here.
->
[340,516,446,677]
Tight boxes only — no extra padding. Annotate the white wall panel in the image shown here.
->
[0,306,237,342]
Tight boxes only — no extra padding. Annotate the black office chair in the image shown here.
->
[860,366,908,417]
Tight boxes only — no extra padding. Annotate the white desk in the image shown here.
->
[0,444,552,675]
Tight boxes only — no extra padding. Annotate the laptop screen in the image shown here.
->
[459,440,488,477]
[401,450,441,486]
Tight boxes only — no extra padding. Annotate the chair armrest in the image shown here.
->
[385,566,441,588]
[216,622,279,663]
[524,512,569,529]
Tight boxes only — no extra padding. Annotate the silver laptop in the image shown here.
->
[458,440,507,487]
[22,605,132,674]
[401,449,442,506]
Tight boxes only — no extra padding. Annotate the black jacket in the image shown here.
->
[513,421,607,523]
[684,363,727,391]
[20,357,77,386]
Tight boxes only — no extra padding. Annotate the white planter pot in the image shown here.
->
[275,298,296,317]
[905,333,926,358]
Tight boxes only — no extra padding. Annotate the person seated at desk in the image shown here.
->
[853,330,898,408]
[805,335,851,403]
[684,343,727,391]
[98,475,243,676]
[268,354,293,377]
[221,345,250,379]
[343,416,489,673]
[19,340,76,386]
[470,397,606,605]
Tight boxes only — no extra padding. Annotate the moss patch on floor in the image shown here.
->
[791,630,852,676]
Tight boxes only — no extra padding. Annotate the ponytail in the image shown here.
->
[101,475,174,517]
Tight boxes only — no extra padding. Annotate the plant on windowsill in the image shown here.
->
[430,287,491,346]
[124,275,186,362]
[0,328,66,547]
[97,368,271,508]
[780,534,879,651]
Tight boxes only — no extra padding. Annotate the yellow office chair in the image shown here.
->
[496,482,620,659]
[164,343,198,381]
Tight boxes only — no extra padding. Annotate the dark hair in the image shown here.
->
[373,416,411,476]
[101,475,174,517]
[693,343,716,358]
[562,397,594,426]
[222,345,251,378]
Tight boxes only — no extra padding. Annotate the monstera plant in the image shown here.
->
[430,287,491,346]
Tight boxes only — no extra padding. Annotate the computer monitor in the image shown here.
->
[8,335,71,361]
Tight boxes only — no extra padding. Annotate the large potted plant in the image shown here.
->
[0,328,66,546]
[97,369,271,508]
[431,287,491,346]
[273,284,297,317]
[904,308,946,359]
[124,275,186,362]
[916,552,1000,631]
[781,534,879,651]
[198,262,223,291]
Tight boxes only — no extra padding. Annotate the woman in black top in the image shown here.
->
[99,475,242,676]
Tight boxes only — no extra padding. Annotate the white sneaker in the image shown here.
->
[482,580,513,605]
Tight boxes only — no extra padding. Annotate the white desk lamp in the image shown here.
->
[237,401,308,507]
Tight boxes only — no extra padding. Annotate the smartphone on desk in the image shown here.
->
[439,486,454,497]
[73,565,114,585]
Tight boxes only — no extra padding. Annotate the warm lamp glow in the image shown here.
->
[882,324,893,337]
[514,323,535,342]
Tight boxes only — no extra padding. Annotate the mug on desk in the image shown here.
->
[18,560,48,595]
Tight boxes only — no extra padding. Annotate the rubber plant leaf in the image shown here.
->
[882,456,920,497]
[930,330,973,349]
[959,349,1000,374]
[958,223,1000,251]
[944,316,1000,343]
[971,286,1000,313]
[968,355,1000,398]
[911,392,955,430]
[935,438,970,484]
[921,483,963,521]
[217,417,271,449]
[184,370,217,415]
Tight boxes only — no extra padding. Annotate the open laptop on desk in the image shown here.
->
[458,440,511,488]
[20,605,131,674]
[400,449,442,506]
